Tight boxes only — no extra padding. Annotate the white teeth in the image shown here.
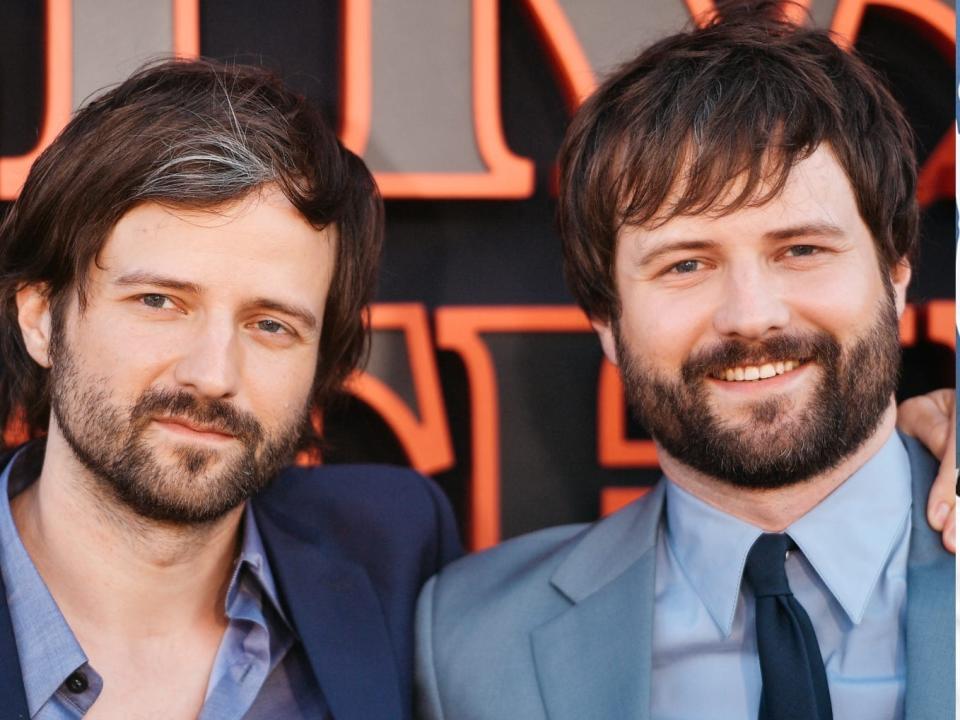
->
[716,359,804,382]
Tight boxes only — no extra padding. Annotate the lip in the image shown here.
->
[151,417,236,442]
[706,360,814,394]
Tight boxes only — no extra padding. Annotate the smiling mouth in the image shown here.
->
[710,359,807,382]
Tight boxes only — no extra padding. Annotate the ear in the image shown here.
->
[890,259,911,318]
[16,284,53,368]
[591,318,619,367]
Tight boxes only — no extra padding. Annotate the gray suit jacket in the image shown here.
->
[416,435,954,720]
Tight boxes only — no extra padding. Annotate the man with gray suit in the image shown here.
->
[415,6,954,719]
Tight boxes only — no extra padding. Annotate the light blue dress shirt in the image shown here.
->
[0,450,327,719]
[650,432,911,720]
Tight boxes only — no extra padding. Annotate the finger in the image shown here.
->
[925,401,956,533]
[898,392,951,458]
[926,460,955,532]
[942,505,955,554]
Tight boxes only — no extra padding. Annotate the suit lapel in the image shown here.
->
[532,483,665,720]
[531,439,956,720]
[901,435,955,720]
[252,501,403,720]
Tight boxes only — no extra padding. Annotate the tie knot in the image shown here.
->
[744,533,795,598]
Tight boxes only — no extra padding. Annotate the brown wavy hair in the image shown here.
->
[0,58,383,444]
[558,2,918,323]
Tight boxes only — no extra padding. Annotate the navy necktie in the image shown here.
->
[744,533,833,720]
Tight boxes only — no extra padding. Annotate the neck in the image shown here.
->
[10,426,242,640]
[657,401,898,531]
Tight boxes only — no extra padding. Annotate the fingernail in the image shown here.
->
[932,502,950,528]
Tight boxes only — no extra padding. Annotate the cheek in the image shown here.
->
[65,312,175,383]
[244,346,319,419]
[782,265,880,333]
[618,288,711,367]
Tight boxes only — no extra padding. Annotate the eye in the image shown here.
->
[256,319,287,334]
[670,259,701,274]
[786,245,819,257]
[140,294,173,309]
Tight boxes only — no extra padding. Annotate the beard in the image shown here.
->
[617,292,902,489]
[48,334,309,525]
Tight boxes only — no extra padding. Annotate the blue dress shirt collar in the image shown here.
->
[0,449,88,717]
[229,503,292,631]
[664,431,912,636]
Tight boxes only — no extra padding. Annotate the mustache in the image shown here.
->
[129,389,264,442]
[681,332,840,382]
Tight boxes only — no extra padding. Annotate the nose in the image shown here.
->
[173,318,241,399]
[712,264,790,339]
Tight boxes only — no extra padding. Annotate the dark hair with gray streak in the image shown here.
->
[559,1,918,323]
[0,58,383,444]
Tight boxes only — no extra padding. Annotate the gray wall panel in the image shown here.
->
[73,0,172,108]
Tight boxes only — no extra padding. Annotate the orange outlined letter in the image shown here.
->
[340,0,533,198]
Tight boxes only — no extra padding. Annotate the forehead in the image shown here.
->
[624,145,866,245]
[95,186,336,306]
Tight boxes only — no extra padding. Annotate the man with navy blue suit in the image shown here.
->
[0,60,460,719]
[416,7,954,719]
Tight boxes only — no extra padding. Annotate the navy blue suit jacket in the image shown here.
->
[0,463,462,720]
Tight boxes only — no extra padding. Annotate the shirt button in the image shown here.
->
[65,671,88,694]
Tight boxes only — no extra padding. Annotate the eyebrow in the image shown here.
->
[114,272,201,294]
[761,223,845,241]
[113,272,320,332]
[635,223,846,266]
[635,240,718,267]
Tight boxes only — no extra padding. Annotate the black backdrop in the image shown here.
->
[0,1,954,548]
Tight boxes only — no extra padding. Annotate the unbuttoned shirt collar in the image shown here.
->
[229,502,290,629]
[0,449,293,718]
[663,431,912,637]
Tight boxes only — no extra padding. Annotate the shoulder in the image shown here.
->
[419,523,598,664]
[416,487,664,716]
[253,464,462,569]
[259,463,448,525]
[416,524,591,710]
[420,482,665,640]
[430,523,588,608]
